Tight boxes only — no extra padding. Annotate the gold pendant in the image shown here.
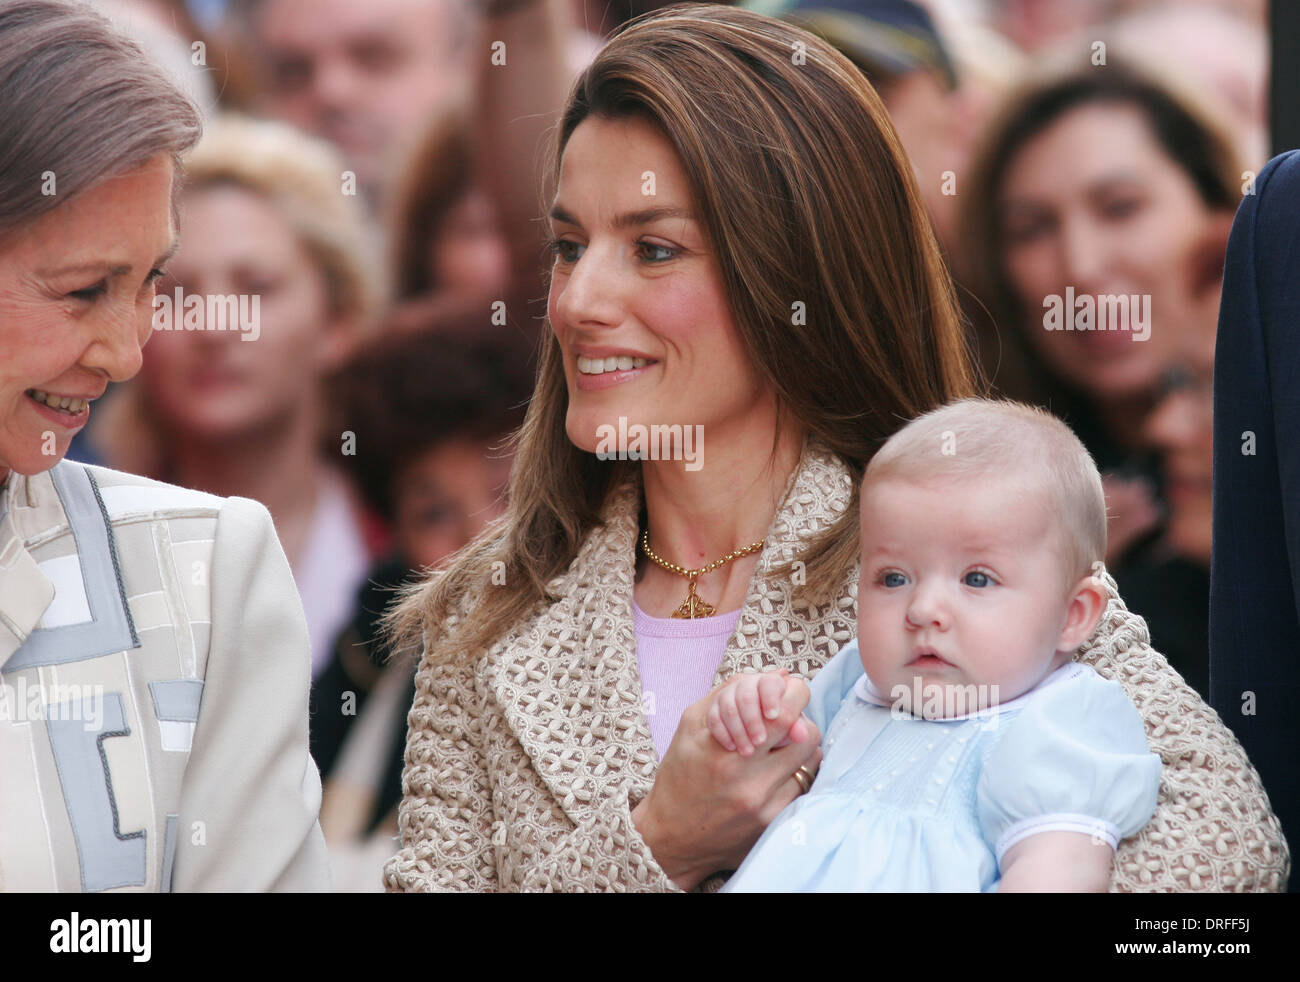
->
[672,577,715,618]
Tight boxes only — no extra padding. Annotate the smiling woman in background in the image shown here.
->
[0,0,329,891]
[88,114,385,680]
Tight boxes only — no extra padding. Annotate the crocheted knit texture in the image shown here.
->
[384,435,1290,892]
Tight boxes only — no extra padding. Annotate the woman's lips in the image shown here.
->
[574,361,657,391]
[25,391,89,429]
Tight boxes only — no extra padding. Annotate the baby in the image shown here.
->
[716,398,1162,892]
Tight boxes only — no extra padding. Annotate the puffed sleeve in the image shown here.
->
[976,668,1162,868]
[805,638,865,736]
[172,496,332,891]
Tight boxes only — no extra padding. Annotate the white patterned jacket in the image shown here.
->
[0,459,330,891]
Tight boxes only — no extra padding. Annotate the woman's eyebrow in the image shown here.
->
[37,238,180,279]
[548,203,695,229]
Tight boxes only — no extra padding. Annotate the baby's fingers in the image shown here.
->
[716,685,756,755]
[734,677,769,751]
[706,698,737,752]
[757,670,789,722]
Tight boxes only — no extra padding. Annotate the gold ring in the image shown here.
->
[792,765,814,794]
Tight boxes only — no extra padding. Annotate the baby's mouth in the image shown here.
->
[909,647,953,668]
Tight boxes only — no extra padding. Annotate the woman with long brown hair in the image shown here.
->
[382,3,1286,892]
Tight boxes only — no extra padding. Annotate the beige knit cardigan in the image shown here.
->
[384,435,1290,892]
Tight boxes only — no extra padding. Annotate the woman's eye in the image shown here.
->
[638,241,676,262]
[963,571,992,588]
[69,281,108,302]
[881,571,907,588]
[138,268,167,295]
[545,237,583,264]
[1100,197,1141,221]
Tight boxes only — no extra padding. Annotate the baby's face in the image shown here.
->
[857,475,1076,716]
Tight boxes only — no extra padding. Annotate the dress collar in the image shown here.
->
[852,658,1091,721]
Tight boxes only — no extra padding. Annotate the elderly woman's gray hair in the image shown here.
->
[0,0,202,241]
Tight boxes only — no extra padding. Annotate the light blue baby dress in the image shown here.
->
[722,638,1162,892]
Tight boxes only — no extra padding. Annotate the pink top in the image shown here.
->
[633,598,743,760]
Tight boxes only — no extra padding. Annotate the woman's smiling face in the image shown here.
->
[997,103,1217,400]
[0,155,176,482]
[547,114,770,457]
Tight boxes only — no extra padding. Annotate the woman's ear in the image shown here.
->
[1057,575,1109,653]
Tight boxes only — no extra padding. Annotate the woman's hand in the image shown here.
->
[631,676,822,891]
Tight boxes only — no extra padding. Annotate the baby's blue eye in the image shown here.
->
[882,571,907,588]
[964,571,991,588]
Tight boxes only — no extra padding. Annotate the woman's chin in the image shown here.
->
[0,447,67,477]
[565,411,646,457]
[1045,357,1161,402]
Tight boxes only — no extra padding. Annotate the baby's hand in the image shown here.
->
[706,669,811,756]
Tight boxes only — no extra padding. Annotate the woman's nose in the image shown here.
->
[555,242,622,328]
[1058,216,1109,293]
[1143,366,1213,451]
[1143,390,1204,452]
[82,303,147,382]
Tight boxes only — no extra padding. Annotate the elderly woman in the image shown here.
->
[382,4,1287,892]
[0,0,329,891]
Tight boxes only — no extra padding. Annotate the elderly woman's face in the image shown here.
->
[997,103,1218,401]
[547,115,767,458]
[0,155,175,480]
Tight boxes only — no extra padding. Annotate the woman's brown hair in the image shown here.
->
[386,1,976,664]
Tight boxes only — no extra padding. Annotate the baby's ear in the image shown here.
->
[1058,575,1109,653]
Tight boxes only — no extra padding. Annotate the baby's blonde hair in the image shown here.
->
[863,398,1107,583]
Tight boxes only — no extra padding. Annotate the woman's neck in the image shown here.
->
[168,406,323,566]
[634,410,806,618]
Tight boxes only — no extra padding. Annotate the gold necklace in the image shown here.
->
[639,528,764,618]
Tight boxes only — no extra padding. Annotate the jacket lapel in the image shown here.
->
[494,434,859,822]
[0,462,140,672]
[0,471,58,668]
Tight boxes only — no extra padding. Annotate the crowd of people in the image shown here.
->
[3,0,1286,893]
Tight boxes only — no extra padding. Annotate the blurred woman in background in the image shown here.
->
[309,306,536,889]
[386,100,513,305]
[90,114,385,679]
[957,57,1241,689]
